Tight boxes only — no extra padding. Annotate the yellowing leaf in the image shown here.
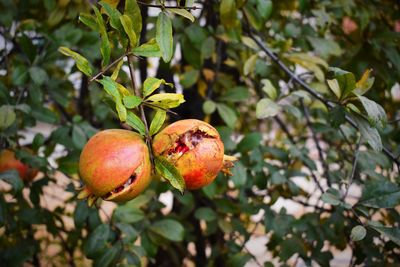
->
[143,77,173,97]
[146,93,185,109]
[355,69,374,95]
[58,47,93,76]
[111,60,124,80]
[120,14,137,46]
[243,54,257,76]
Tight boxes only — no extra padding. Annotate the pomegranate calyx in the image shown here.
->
[221,154,238,176]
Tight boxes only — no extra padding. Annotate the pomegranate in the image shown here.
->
[0,149,38,182]
[78,129,152,203]
[152,119,235,190]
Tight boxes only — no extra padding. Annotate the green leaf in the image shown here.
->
[217,103,237,128]
[261,79,277,100]
[83,224,111,258]
[227,253,252,267]
[257,0,273,19]
[237,132,262,153]
[243,54,258,76]
[244,3,262,31]
[256,98,281,119]
[201,37,215,60]
[149,219,185,242]
[72,125,87,149]
[123,95,142,109]
[155,156,185,193]
[194,207,217,222]
[220,0,237,28]
[126,111,146,136]
[328,67,356,99]
[79,13,99,31]
[180,69,199,88]
[124,0,142,38]
[29,67,48,85]
[218,86,249,102]
[321,188,341,206]
[99,1,123,33]
[350,225,366,241]
[357,95,387,129]
[94,241,122,267]
[359,180,400,208]
[0,105,16,130]
[146,93,185,109]
[120,14,137,47]
[169,8,195,22]
[143,77,173,97]
[113,203,145,224]
[156,12,173,62]
[12,65,29,86]
[329,106,346,128]
[98,77,120,99]
[74,201,90,229]
[231,161,247,187]
[327,79,341,99]
[368,221,400,246]
[0,170,23,195]
[58,47,93,76]
[352,114,382,151]
[93,5,111,66]
[203,100,217,114]
[132,39,162,57]
[149,110,166,136]
[307,37,342,59]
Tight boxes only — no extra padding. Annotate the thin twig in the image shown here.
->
[248,32,400,172]
[143,102,179,116]
[126,51,154,165]
[89,52,132,82]
[300,99,331,186]
[342,137,361,201]
[137,1,199,10]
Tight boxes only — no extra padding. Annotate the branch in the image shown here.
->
[248,32,400,172]
[342,137,361,201]
[126,52,154,165]
[300,99,331,186]
[89,52,133,82]
[137,1,199,10]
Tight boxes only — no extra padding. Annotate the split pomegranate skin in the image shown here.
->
[79,129,152,202]
[152,119,225,190]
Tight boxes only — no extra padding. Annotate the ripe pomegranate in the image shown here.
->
[78,129,152,203]
[0,149,38,182]
[152,119,235,190]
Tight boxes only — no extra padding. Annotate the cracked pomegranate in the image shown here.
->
[78,129,152,203]
[152,119,235,190]
[0,149,38,182]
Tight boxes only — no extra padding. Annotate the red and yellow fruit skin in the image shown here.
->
[79,129,152,202]
[152,119,224,190]
[0,149,38,182]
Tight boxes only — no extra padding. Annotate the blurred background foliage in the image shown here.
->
[0,0,399,266]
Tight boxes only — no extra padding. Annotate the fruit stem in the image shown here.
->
[126,50,155,168]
